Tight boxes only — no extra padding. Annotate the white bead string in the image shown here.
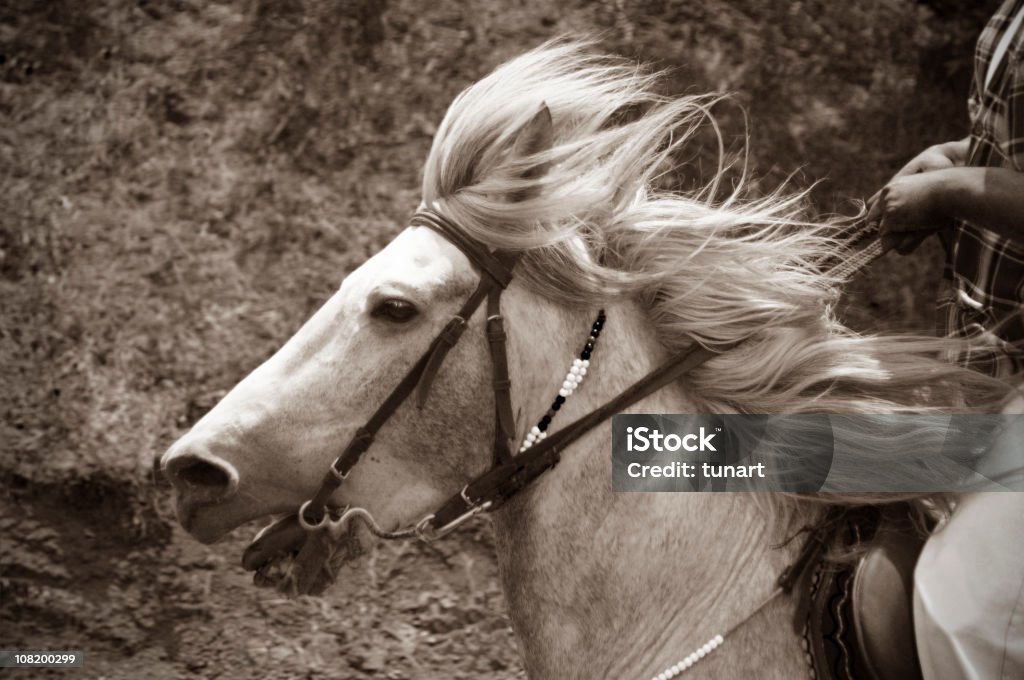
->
[647,586,785,679]
[520,357,592,452]
[519,358,592,452]
[649,634,724,680]
[519,310,605,453]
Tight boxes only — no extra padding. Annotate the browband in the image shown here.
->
[410,210,518,288]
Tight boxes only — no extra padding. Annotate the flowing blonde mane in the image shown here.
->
[420,39,1007,524]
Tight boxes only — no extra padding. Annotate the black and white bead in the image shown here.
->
[520,311,606,453]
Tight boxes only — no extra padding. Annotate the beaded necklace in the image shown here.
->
[519,310,606,453]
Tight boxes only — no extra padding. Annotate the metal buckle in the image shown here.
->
[414,487,493,542]
[330,461,350,483]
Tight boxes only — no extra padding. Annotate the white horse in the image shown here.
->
[161,41,1005,679]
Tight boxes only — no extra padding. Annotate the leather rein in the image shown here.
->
[295,207,724,543]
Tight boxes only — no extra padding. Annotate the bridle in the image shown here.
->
[266,206,888,678]
[290,204,886,549]
[289,208,884,556]
[293,207,725,550]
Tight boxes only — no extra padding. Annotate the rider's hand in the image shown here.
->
[866,140,967,255]
[866,171,952,255]
[893,144,959,178]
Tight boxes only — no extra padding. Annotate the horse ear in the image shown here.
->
[508,103,553,201]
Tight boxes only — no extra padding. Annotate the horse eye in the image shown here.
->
[371,298,419,323]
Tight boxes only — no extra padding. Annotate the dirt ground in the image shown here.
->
[1,1,993,677]
[5,491,523,679]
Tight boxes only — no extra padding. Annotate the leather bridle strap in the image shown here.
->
[300,209,518,526]
[426,339,733,530]
[487,288,517,462]
[410,210,517,289]
[412,209,520,461]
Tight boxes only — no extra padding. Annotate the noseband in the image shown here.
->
[297,207,723,546]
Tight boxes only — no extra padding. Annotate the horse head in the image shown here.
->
[160,100,577,588]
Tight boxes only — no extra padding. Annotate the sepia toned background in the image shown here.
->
[1,1,993,677]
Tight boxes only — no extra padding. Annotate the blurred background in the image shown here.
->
[0,1,993,678]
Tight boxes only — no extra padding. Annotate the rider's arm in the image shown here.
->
[933,166,1024,240]
[930,137,970,167]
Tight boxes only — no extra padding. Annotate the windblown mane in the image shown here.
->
[420,39,1007,525]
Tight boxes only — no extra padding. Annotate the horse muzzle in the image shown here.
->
[161,440,243,542]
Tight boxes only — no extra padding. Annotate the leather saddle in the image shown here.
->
[800,510,927,680]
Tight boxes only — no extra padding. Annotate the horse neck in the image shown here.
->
[492,300,809,679]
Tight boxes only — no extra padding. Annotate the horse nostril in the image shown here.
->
[164,451,238,502]
[178,460,231,489]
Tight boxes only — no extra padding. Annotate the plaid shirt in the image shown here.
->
[940,0,1024,378]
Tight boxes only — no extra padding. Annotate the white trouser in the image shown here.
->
[914,492,1024,680]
